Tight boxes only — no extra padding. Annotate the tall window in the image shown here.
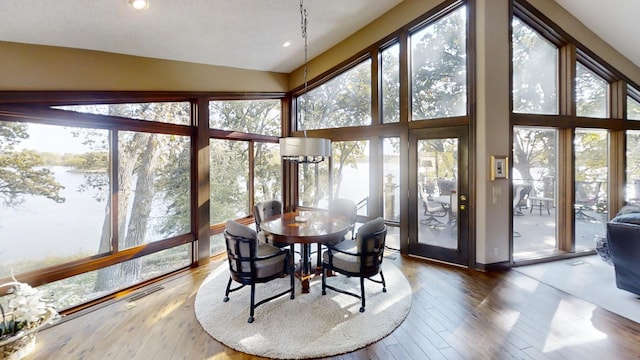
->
[382,43,400,124]
[0,123,109,276]
[628,89,640,120]
[332,140,370,215]
[626,130,640,203]
[512,127,558,256]
[208,99,282,253]
[118,131,191,247]
[574,129,608,248]
[298,60,372,130]
[254,142,282,204]
[411,6,467,120]
[383,138,400,221]
[576,62,608,118]
[209,139,250,223]
[1,101,194,310]
[512,17,559,114]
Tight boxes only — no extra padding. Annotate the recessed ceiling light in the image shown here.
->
[128,0,149,10]
[283,41,291,48]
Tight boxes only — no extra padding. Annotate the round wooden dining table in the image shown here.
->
[260,210,350,293]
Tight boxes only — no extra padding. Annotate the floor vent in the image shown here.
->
[128,285,164,302]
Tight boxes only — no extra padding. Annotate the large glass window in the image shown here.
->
[512,127,558,257]
[209,139,250,224]
[382,43,400,124]
[298,161,329,208]
[574,129,608,249]
[38,244,191,310]
[411,6,467,120]
[626,130,640,203]
[254,142,282,204]
[628,91,640,120]
[297,60,372,130]
[0,122,109,277]
[118,131,191,248]
[331,140,370,216]
[383,138,400,222]
[576,62,608,118]
[512,17,559,115]
[54,102,191,125]
[209,99,281,136]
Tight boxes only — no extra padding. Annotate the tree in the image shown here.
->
[209,100,282,220]
[76,102,192,291]
[512,17,558,114]
[0,122,64,208]
[513,128,557,184]
[411,7,467,119]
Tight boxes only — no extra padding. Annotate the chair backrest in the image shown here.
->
[355,217,387,276]
[329,198,357,238]
[224,220,259,282]
[253,200,283,232]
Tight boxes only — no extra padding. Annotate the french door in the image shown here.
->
[408,126,470,266]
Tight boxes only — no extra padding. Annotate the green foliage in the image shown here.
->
[576,63,607,118]
[411,7,467,119]
[0,123,65,207]
[299,60,372,130]
[512,17,558,114]
[513,128,557,182]
[210,99,281,136]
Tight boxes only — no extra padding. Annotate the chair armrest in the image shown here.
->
[325,243,359,257]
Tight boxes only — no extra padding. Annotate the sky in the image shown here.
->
[17,123,96,154]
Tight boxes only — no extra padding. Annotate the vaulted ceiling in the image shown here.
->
[0,0,637,74]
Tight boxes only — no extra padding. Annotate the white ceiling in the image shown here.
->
[0,0,403,73]
[554,0,640,68]
[0,0,638,74]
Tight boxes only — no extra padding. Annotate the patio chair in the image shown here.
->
[575,181,602,221]
[419,183,449,226]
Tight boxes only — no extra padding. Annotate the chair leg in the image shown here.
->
[248,284,255,323]
[322,265,327,295]
[289,263,295,300]
[380,270,387,293]
[223,277,232,302]
[359,277,366,313]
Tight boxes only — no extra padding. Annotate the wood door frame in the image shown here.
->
[408,126,470,267]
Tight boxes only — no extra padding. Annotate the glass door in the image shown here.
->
[409,127,469,266]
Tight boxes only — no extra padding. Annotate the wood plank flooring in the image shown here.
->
[32,252,640,359]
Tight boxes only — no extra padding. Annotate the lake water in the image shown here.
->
[0,166,106,261]
[0,162,396,265]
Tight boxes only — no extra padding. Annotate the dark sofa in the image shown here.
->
[606,204,640,296]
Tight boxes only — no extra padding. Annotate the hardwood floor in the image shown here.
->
[33,252,640,359]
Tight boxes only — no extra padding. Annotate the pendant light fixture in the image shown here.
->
[279,0,331,164]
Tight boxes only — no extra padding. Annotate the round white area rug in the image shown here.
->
[194,261,412,359]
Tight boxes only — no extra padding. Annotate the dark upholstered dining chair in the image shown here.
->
[321,217,387,313]
[253,200,287,248]
[223,220,294,323]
